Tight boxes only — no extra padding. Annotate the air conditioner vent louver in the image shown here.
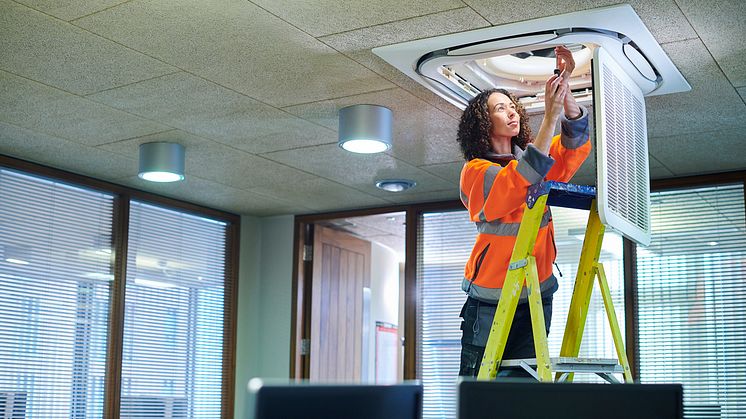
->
[595,48,651,245]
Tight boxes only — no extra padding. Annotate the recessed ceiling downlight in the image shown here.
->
[375,179,416,192]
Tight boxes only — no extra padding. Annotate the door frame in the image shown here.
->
[290,201,461,380]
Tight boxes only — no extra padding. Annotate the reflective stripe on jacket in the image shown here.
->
[460,107,592,304]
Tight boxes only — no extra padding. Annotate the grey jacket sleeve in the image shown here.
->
[516,143,555,184]
[560,105,590,150]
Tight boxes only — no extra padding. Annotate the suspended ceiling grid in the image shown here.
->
[1,0,744,216]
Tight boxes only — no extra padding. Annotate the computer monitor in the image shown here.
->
[458,380,683,419]
[246,379,422,419]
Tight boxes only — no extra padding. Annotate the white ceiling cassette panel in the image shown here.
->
[373,4,690,114]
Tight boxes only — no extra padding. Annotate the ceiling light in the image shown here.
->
[338,105,393,154]
[138,142,185,182]
[375,179,416,192]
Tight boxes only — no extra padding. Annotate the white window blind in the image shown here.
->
[637,183,746,418]
[122,201,228,418]
[417,206,625,418]
[417,211,472,418]
[0,168,114,418]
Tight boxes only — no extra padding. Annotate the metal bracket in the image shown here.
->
[509,259,528,270]
[302,244,313,262]
[519,360,541,381]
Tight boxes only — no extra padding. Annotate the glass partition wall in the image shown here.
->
[0,159,238,419]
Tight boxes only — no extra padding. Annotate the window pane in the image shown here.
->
[549,207,625,366]
[417,206,625,418]
[0,168,114,418]
[122,201,227,418]
[637,184,746,418]
[417,211,472,418]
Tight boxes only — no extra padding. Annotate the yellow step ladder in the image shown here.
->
[477,182,633,383]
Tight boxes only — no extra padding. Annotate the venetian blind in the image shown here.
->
[121,201,228,418]
[0,168,114,418]
[636,184,746,418]
[417,206,625,418]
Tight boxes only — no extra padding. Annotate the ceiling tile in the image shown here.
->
[284,88,462,166]
[645,39,746,139]
[0,70,168,146]
[568,157,595,186]
[88,72,336,154]
[649,128,746,176]
[246,177,389,213]
[675,0,746,87]
[648,153,674,179]
[382,188,459,204]
[99,130,318,191]
[317,6,488,53]
[263,143,454,198]
[14,0,131,21]
[462,0,696,44]
[319,7,488,120]
[74,0,394,107]
[648,153,665,169]
[0,122,137,180]
[116,175,307,216]
[250,0,464,37]
[0,0,176,95]
[419,161,463,184]
[343,212,406,238]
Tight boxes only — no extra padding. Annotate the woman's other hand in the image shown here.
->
[555,45,581,119]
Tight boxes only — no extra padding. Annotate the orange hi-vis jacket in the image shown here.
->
[460,107,592,304]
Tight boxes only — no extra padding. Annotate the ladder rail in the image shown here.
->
[477,194,550,380]
[476,183,632,383]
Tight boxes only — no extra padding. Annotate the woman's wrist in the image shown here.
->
[563,94,581,119]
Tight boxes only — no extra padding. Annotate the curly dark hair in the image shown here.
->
[456,88,533,161]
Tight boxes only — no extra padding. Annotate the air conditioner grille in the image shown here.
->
[601,63,650,233]
[595,47,651,245]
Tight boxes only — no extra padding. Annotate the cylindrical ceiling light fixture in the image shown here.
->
[338,104,393,154]
[138,142,185,182]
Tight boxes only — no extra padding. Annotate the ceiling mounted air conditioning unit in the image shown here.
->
[373,4,690,114]
[374,4,685,246]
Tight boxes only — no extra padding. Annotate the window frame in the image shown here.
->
[291,170,746,384]
[0,154,240,419]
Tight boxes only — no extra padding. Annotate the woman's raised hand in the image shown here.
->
[555,45,582,119]
[555,45,575,76]
[544,71,568,120]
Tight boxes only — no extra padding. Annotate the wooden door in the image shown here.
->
[310,225,371,381]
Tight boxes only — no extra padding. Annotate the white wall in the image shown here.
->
[234,215,294,416]
[366,242,401,383]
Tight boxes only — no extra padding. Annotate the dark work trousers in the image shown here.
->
[458,295,553,378]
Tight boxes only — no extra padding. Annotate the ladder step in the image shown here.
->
[501,357,623,373]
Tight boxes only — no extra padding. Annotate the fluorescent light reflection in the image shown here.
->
[339,139,390,154]
[138,171,185,183]
[134,277,179,289]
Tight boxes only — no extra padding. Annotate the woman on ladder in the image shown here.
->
[457,46,591,377]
